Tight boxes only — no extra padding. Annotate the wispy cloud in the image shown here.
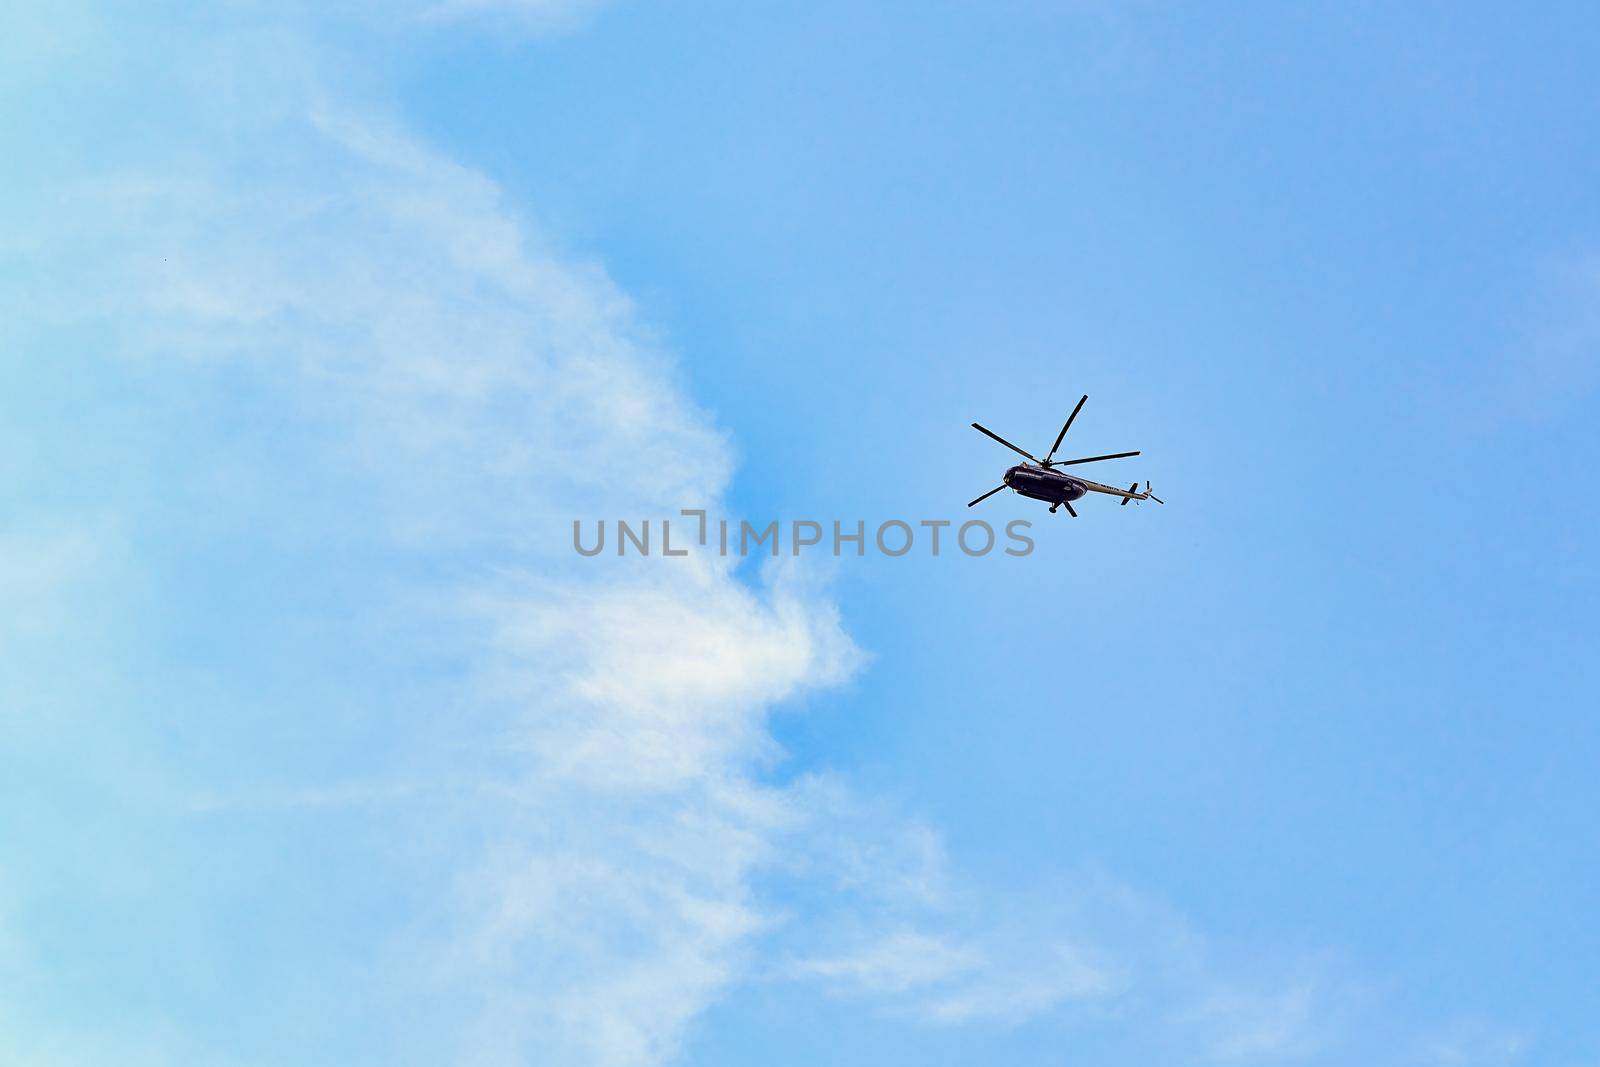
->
[776,835,1355,1059]
[413,0,611,27]
[1465,255,1600,428]
[4,21,856,1063]
[1416,1018,1533,1066]
[1185,978,1330,1062]
[0,523,105,643]
[794,925,1117,1025]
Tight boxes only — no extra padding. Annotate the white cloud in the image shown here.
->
[793,929,982,994]
[3,35,857,1064]
[792,925,1115,1026]
[422,0,608,22]
[0,523,104,643]
[1186,979,1327,1062]
[424,563,859,1065]
[1417,1018,1532,1066]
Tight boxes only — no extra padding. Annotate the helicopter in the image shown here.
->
[967,394,1162,517]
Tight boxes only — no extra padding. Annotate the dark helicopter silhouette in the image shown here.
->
[968,394,1162,517]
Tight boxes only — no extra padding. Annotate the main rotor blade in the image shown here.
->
[1043,394,1088,464]
[1050,450,1141,467]
[971,422,1038,462]
[967,484,1008,508]
[1063,500,1078,518]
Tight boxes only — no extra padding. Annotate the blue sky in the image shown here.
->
[3,2,1598,1065]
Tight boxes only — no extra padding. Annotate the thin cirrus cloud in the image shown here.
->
[790,927,1117,1024]
[7,81,856,1063]
[391,0,611,29]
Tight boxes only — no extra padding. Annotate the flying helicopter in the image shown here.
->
[967,394,1162,517]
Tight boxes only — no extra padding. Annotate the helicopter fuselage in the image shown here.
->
[1004,464,1086,504]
